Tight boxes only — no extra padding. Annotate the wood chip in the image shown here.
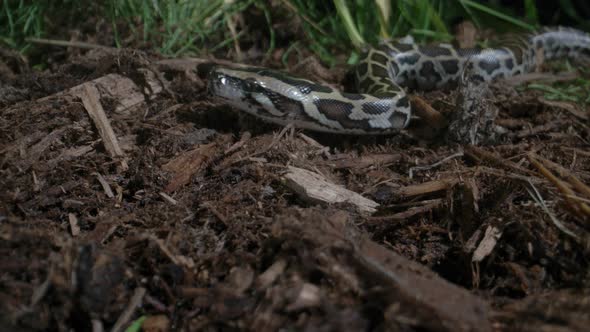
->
[47,144,95,167]
[255,259,287,289]
[68,213,80,236]
[162,140,224,193]
[392,178,458,198]
[286,283,321,312]
[472,225,502,262]
[91,319,104,332]
[79,84,128,170]
[283,166,379,213]
[28,70,165,173]
[142,315,170,332]
[202,203,228,225]
[16,127,67,171]
[59,71,163,113]
[158,192,177,205]
[94,172,114,198]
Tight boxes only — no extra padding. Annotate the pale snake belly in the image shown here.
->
[206,27,590,135]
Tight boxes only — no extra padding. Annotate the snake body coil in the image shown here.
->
[207,27,590,135]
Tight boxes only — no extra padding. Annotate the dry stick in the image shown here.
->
[225,13,243,61]
[26,37,114,50]
[202,203,229,225]
[526,180,579,240]
[533,153,590,192]
[110,287,147,332]
[567,194,590,204]
[158,192,178,205]
[569,175,590,200]
[532,152,578,179]
[409,95,447,130]
[298,132,327,149]
[475,166,543,183]
[331,153,402,171]
[501,71,579,86]
[562,147,590,158]
[408,150,464,179]
[515,122,562,139]
[539,97,588,121]
[532,153,590,209]
[151,236,181,265]
[528,156,590,218]
[219,124,294,170]
[224,131,252,155]
[466,145,537,177]
[391,178,459,198]
[94,172,115,198]
[79,84,128,170]
[367,199,443,224]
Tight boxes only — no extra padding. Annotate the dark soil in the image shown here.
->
[1,23,590,332]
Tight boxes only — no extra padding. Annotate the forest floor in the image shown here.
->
[1,20,590,332]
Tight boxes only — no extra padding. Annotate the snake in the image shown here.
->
[206,27,590,135]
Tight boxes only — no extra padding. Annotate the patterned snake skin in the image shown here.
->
[207,27,590,135]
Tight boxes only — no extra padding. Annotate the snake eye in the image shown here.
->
[243,78,261,92]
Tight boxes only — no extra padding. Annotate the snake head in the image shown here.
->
[207,67,268,102]
[208,68,275,119]
[207,68,244,101]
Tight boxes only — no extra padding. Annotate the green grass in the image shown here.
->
[105,0,257,56]
[527,79,590,105]
[2,0,49,52]
[1,0,259,56]
[1,0,589,66]
[285,0,541,65]
[517,63,590,105]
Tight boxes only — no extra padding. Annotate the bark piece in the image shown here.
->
[472,226,502,263]
[275,209,492,332]
[283,166,379,213]
[392,178,459,198]
[356,235,491,332]
[324,153,402,170]
[79,84,128,170]
[162,141,223,193]
[447,68,499,145]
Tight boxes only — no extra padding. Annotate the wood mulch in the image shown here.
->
[1,41,589,331]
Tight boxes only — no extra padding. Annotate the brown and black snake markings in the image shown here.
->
[207,27,590,135]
